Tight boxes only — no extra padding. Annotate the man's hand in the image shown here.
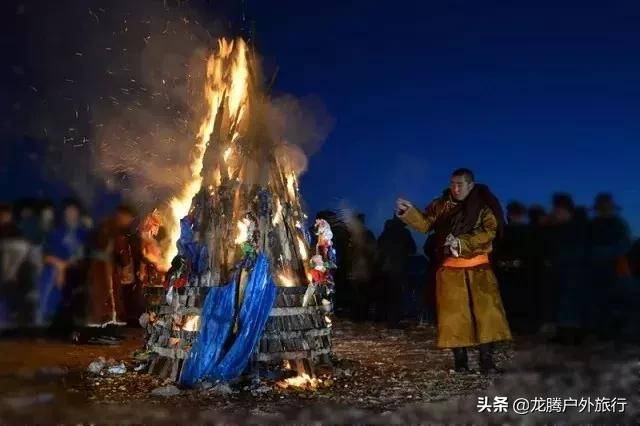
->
[395,198,414,217]
[444,233,460,258]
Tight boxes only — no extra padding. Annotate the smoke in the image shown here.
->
[11,0,332,218]
[268,94,334,175]
[13,0,224,211]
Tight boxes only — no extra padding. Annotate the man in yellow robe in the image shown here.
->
[396,168,511,374]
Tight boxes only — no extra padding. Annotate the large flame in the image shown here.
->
[161,39,249,268]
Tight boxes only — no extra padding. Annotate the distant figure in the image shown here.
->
[396,168,511,374]
[38,200,55,241]
[528,204,548,228]
[587,193,632,337]
[421,232,439,325]
[377,215,416,327]
[346,213,377,321]
[37,199,88,327]
[527,204,551,330]
[544,193,588,344]
[628,238,640,278]
[15,198,40,244]
[85,204,136,329]
[493,201,534,333]
[0,203,36,328]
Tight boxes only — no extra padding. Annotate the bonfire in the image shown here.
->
[143,38,334,386]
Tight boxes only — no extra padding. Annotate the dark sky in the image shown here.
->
[248,1,640,240]
[2,1,639,245]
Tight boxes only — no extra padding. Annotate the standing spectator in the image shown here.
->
[0,203,36,328]
[37,199,88,328]
[85,204,136,329]
[377,215,416,327]
[527,204,552,331]
[545,193,588,344]
[346,213,377,321]
[587,193,632,338]
[493,201,534,333]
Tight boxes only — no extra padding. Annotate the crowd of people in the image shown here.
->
[1,189,639,346]
[324,191,639,343]
[0,198,166,341]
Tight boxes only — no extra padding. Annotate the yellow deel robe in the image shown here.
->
[400,199,512,348]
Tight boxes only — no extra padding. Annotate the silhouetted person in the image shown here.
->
[545,193,588,344]
[377,215,416,327]
[85,204,136,331]
[629,238,640,278]
[527,204,552,330]
[347,213,376,321]
[15,198,39,243]
[0,203,36,328]
[493,201,534,333]
[587,193,632,338]
[421,232,439,325]
[37,199,88,329]
[528,204,548,228]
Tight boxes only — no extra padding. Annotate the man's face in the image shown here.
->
[450,175,474,201]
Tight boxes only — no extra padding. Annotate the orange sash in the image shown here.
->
[442,254,490,268]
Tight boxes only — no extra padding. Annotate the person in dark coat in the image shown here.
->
[421,232,439,325]
[0,203,37,328]
[527,204,553,331]
[493,201,534,333]
[545,193,588,344]
[587,193,633,338]
[377,215,417,327]
[347,213,377,321]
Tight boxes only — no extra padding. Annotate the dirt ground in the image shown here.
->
[0,319,638,424]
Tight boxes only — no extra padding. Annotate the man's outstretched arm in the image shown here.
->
[396,198,436,234]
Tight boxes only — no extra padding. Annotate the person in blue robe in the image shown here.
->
[37,199,88,326]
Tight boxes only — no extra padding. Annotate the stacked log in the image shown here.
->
[144,284,331,381]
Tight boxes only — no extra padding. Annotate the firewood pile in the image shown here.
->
[142,38,332,383]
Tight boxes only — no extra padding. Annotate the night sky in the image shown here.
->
[249,1,640,242]
[2,1,640,246]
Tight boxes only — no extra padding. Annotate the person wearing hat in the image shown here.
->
[587,193,632,338]
[396,168,511,374]
[544,193,589,344]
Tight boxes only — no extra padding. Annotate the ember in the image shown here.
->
[277,373,322,390]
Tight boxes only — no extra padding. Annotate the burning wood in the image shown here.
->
[144,37,333,383]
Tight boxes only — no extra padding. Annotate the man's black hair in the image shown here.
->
[451,168,475,183]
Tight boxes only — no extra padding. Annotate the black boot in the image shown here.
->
[452,347,473,373]
[479,343,503,375]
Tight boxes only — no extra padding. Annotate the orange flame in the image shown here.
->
[161,39,249,268]
[277,373,321,389]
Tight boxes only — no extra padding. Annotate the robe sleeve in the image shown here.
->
[398,201,439,234]
[457,207,497,257]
